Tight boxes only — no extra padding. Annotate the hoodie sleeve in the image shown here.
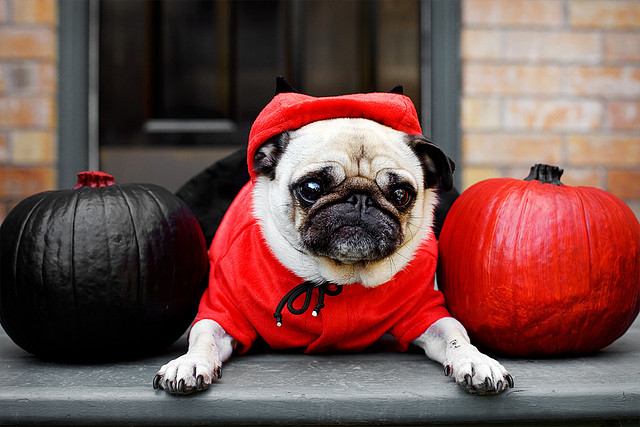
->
[387,235,452,350]
[388,280,451,351]
[192,183,259,353]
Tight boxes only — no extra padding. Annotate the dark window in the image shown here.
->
[97,0,428,190]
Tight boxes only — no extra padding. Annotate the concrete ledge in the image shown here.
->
[1,318,639,425]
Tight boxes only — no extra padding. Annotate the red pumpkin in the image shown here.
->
[0,172,208,361]
[438,164,640,357]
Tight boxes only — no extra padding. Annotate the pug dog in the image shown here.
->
[153,78,513,395]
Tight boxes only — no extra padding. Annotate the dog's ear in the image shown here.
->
[275,76,300,95]
[406,135,455,191]
[253,133,289,180]
[388,85,404,95]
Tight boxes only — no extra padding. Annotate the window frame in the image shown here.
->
[57,0,461,189]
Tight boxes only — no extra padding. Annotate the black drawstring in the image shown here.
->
[274,282,343,326]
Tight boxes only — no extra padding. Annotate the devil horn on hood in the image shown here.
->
[388,85,404,95]
[275,76,301,95]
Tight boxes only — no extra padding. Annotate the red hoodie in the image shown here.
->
[194,91,451,354]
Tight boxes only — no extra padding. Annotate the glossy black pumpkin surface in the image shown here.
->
[0,173,208,361]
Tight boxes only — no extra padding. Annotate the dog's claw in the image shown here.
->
[485,377,493,391]
[506,374,515,388]
[464,374,472,387]
[153,374,161,389]
[444,365,452,376]
[215,366,222,380]
[196,375,204,390]
[177,379,186,394]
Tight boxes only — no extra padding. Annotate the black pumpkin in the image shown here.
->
[0,172,208,361]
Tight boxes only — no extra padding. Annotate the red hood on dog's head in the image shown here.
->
[247,78,423,181]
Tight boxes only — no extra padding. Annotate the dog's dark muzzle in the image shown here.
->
[301,193,403,263]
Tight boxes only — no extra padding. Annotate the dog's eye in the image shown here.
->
[298,180,324,204]
[391,187,413,207]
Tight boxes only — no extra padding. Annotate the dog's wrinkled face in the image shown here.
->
[252,118,453,287]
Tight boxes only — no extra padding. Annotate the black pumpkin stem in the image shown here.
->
[524,164,564,186]
[74,171,116,189]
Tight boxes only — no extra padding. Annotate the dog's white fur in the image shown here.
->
[155,119,513,395]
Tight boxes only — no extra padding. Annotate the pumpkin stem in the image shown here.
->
[524,164,564,186]
[74,171,116,189]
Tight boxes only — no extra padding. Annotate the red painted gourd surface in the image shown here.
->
[0,172,208,361]
[438,164,640,357]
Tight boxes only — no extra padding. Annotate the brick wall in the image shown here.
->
[0,0,57,221]
[461,0,640,220]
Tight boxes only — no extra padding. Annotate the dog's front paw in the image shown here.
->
[443,339,514,395]
[153,351,222,395]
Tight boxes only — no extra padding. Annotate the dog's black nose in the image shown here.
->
[346,193,374,212]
